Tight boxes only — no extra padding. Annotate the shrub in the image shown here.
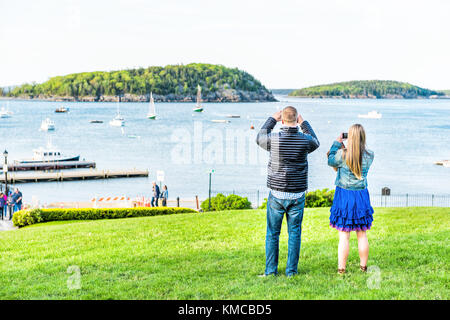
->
[201,193,252,212]
[259,198,268,209]
[258,189,335,209]
[12,207,197,228]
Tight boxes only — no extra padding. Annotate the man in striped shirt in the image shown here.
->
[256,106,319,276]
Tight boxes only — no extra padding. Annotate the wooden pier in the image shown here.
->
[0,169,149,183]
[6,161,96,172]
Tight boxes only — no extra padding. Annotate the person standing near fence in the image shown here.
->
[11,188,23,214]
[0,192,5,220]
[161,185,168,207]
[327,124,374,275]
[256,106,319,277]
[151,182,160,207]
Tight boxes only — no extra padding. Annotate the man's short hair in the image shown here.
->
[282,106,298,124]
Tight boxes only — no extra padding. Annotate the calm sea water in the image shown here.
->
[0,97,449,204]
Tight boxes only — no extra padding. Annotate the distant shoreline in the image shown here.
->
[285,95,450,99]
[0,92,278,103]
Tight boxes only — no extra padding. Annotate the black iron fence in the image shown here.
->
[211,190,450,208]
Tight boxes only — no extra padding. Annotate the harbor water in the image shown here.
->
[0,96,449,204]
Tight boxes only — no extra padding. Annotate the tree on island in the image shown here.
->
[289,80,444,99]
[6,63,272,101]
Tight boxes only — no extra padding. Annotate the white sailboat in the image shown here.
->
[40,118,55,131]
[0,103,13,118]
[110,103,125,127]
[193,85,204,112]
[147,92,156,119]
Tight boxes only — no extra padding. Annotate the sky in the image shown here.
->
[1,0,450,90]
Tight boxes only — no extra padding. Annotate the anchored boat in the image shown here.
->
[40,118,55,131]
[0,106,13,118]
[110,103,125,127]
[358,110,382,119]
[193,85,204,112]
[147,92,156,119]
[55,106,69,113]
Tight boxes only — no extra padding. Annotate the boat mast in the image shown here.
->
[196,85,202,107]
[149,92,155,115]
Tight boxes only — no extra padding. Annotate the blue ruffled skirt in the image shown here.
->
[329,187,374,232]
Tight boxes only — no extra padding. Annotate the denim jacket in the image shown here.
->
[327,141,374,190]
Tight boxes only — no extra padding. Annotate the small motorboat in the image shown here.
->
[127,134,141,139]
[434,160,450,167]
[55,107,69,113]
[226,114,240,118]
[211,120,230,123]
[40,118,55,131]
[90,120,103,123]
[358,111,382,119]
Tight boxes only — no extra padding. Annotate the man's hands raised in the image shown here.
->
[272,110,282,122]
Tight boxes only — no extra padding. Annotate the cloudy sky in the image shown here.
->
[1,0,449,89]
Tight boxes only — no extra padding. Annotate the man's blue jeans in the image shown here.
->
[265,192,305,276]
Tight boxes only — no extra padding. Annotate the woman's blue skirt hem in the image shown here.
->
[329,186,374,232]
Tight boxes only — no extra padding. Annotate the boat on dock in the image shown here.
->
[40,118,56,131]
[147,92,157,119]
[18,143,80,164]
[193,85,204,112]
[358,110,382,119]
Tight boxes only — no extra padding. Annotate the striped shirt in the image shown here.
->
[256,117,319,193]
[270,189,305,200]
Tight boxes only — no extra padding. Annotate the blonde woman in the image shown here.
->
[327,124,374,274]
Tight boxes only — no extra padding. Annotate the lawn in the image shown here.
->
[0,207,448,299]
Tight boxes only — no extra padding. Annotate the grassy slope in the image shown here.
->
[0,207,448,300]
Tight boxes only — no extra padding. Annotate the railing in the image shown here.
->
[211,190,450,208]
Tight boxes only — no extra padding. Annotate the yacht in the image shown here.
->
[110,115,125,127]
[147,92,156,119]
[18,143,80,163]
[40,118,55,131]
[193,85,204,112]
[110,103,125,126]
[358,110,382,119]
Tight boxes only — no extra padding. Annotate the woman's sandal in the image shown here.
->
[338,268,346,275]
[360,265,368,272]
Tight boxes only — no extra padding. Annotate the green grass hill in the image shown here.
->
[0,207,448,299]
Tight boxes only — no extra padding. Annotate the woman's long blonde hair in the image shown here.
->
[343,124,367,180]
